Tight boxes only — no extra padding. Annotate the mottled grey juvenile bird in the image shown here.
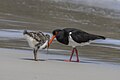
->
[23,30,50,61]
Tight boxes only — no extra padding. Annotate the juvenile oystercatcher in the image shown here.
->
[49,28,106,62]
[23,30,50,61]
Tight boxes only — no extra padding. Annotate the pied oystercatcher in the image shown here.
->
[49,28,106,62]
[23,30,50,61]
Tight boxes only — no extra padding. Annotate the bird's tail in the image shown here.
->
[97,35,106,40]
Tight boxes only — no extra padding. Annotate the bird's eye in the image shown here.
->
[55,32,58,35]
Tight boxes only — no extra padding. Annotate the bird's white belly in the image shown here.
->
[68,36,90,47]
[24,35,38,48]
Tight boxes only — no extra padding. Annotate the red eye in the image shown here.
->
[55,32,58,35]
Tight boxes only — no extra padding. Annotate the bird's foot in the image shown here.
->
[76,60,80,62]
[64,60,80,62]
[64,60,71,62]
[34,59,38,61]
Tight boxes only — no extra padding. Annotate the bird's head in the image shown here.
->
[52,29,61,35]
[45,34,50,40]
[48,29,61,47]
[23,30,28,35]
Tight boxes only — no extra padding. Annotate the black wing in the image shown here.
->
[70,29,105,43]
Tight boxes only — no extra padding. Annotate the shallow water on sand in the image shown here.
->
[0,0,120,64]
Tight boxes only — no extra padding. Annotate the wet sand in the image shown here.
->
[0,48,120,80]
[0,0,120,79]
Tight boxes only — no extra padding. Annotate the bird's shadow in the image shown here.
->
[21,58,46,61]
[48,59,96,64]
[20,58,98,64]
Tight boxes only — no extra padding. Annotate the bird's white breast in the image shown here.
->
[24,34,38,48]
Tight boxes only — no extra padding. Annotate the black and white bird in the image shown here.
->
[49,28,106,62]
[23,30,50,61]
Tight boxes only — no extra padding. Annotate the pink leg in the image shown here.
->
[64,48,74,62]
[74,48,80,62]
[69,48,75,61]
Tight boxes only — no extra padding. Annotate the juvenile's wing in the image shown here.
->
[28,31,45,42]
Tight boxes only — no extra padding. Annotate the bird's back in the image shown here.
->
[64,28,105,43]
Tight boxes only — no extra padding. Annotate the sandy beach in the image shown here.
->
[0,0,120,80]
[0,48,120,80]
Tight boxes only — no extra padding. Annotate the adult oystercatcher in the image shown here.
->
[49,28,106,62]
[23,30,50,61]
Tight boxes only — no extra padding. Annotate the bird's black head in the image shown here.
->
[52,29,61,35]
[23,30,28,35]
